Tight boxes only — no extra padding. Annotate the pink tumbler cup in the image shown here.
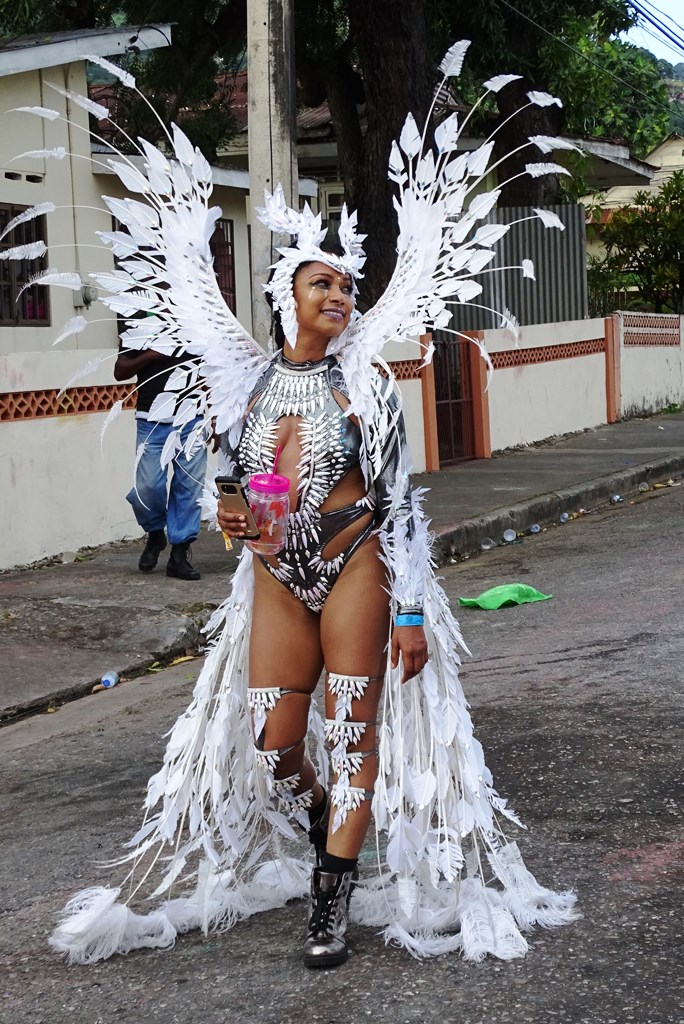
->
[246,472,290,555]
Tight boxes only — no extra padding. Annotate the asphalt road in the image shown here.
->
[1,487,682,1024]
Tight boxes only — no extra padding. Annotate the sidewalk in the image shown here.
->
[2,411,683,721]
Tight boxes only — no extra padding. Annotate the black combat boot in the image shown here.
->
[302,866,357,968]
[166,541,200,580]
[138,529,167,573]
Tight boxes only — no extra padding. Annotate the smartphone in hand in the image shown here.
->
[215,478,260,540]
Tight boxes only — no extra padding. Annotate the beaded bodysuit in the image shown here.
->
[230,352,382,613]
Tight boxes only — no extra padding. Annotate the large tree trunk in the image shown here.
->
[297,44,366,215]
[321,55,365,213]
[494,76,565,207]
[491,13,565,207]
[347,0,434,306]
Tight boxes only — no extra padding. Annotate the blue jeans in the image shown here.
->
[126,418,208,545]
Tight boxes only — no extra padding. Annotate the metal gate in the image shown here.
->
[432,331,475,464]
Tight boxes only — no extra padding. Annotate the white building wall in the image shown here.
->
[380,336,427,473]
[0,64,253,568]
[2,413,136,566]
[484,318,607,451]
[1,66,118,364]
[619,317,684,417]
[396,379,426,473]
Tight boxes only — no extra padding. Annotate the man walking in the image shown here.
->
[114,346,208,580]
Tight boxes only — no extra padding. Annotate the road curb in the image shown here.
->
[432,455,684,564]
[4,455,683,726]
[0,618,212,726]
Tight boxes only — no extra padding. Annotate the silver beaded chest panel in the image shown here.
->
[236,353,375,611]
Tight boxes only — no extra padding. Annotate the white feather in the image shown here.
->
[459,879,529,962]
[11,105,60,120]
[527,90,563,108]
[15,147,66,161]
[453,279,484,302]
[399,113,422,158]
[46,80,110,120]
[484,74,522,93]
[0,241,47,260]
[17,269,81,300]
[525,162,571,178]
[0,201,55,242]
[467,141,495,177]
[84,54,136,89]
[472,223,510,245]
[468,190,501,220]
[106,159,151,194]
[58,356,107,392]
[533,207,566,230]
[100,400,124,446]
[160,428,181,468]
[434,112,460,153]
[530,134,581,154]
[53,315,88,346]
[438,39,471,77]
[49,887,176,965]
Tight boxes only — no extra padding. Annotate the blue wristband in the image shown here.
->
[395,614,424,627]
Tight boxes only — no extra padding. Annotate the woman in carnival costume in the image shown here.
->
[15,41,579,966]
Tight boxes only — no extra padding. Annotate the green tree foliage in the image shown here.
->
[1,0,676,298]
[429,2,670,194]
[657,58,675,79]
[549,37,670,159]
[295,0,434,303]
[592,172,684,313]
[0,0,245,160]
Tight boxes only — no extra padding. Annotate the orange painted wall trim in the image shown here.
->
[0,384,135,423]
[604,314,621,423]
[468,331,491,459]
[420,335,440,471]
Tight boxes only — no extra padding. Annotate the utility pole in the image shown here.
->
[247,0,298,347]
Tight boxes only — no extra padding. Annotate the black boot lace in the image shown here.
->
[308,887,339,934]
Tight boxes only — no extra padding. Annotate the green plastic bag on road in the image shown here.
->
[459,583,552,610]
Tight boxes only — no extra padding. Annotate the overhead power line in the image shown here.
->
[588,0,684,62]
[640,0,684,36]
[627,5,684,60]
[628,0,684,60]
[496,0,679,123]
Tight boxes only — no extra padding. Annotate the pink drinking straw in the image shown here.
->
[272,444,282,475]
[251,445,283,531]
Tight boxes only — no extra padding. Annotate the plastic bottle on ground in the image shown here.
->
[100,671,120,689]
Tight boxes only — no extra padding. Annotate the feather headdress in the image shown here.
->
[255,184,366,348]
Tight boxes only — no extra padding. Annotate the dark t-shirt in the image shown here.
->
[117,345,188,414]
